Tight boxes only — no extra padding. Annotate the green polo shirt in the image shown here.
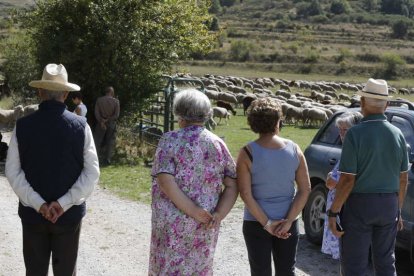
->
[339,114,409,193]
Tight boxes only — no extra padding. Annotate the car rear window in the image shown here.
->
[317,117,340,145]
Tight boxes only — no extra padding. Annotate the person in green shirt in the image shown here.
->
[328,78,408,276]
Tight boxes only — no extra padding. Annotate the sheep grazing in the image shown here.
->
[242,96,256,115]
[23,104,39,117]
[217,100,236,116]
[306,108,328,127]
[218,92,238,104]
[0,105,24,125]
[212,106,231,125]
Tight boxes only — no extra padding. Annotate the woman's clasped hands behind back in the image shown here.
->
[264,219,292,239]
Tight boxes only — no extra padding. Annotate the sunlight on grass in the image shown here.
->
[100,108,318,204]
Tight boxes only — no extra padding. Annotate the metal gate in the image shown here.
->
[138,75,205,148]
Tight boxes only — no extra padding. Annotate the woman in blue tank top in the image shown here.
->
[237,98,311,276]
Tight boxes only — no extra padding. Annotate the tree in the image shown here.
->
[364,0,378,11]
[209,0,222,14]
[4,0,215,112]
[330,0,351,15]
[296,0,323,18]
[220,0,236,7]
[392,19,410,38]
[308,0,324,17]
[380,53,406,79]
[229,40,251,62]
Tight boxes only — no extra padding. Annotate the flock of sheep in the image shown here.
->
[173,73,410,127]
[0,104,38,127]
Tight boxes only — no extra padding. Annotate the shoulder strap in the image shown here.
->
[243,145,253,162]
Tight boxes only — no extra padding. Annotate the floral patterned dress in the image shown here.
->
[321,161,340,260]
[149,125,236,276]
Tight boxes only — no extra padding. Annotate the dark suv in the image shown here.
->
[303,101,414,262]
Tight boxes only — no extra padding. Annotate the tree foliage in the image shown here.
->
[380,53,406,79]
[209,0,223,14]
[296,0,324,18]
[380,0,414,17]
[5,0,215,112]
[392,19,410,38]
[330,0,351,15]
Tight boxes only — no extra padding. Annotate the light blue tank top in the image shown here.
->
[244,140,300,221]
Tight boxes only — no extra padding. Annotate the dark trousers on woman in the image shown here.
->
[243,220,299,276]
[22,221,82,276]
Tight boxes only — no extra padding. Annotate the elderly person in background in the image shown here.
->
[94,86,120,166]
[149,89,238,275]
[328,79,408,275]
[237,98,311,276]
[321,111,362,260]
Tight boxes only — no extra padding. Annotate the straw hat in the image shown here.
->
[357,78,391,100]
[29,64,80,92]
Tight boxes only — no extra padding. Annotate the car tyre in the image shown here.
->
[303,183,328,245]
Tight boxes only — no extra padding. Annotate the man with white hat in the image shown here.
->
[5,64,100,275]
[327,78,408,275]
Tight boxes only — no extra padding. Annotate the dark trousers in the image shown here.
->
[22,221,82,276]
[94,121,116,163]
[243,220,299,276]
[340,193,398,276]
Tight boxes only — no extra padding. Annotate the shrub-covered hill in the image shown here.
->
[191,0,414,79]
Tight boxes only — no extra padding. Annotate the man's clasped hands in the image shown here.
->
[39,201,64,223]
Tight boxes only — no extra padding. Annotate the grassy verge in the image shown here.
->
[100,108,319,204]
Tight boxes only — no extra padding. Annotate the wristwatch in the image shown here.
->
[327,209,339,217]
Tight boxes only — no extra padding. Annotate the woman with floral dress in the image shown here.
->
[321,111,362,260]
[149,89,238,275]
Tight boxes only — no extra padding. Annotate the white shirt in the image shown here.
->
[5,124,100,212]
[74,102,87,117]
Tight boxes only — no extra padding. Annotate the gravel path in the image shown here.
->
[0,173,342,276]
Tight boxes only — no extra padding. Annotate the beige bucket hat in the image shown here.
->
[29,63,80,92]
[357,78,391,100]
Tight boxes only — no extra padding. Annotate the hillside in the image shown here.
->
[0,0,33,16]
[188,0,414,80]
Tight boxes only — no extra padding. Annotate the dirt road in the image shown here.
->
[0,174,412,275]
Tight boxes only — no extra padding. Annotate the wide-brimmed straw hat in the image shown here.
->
[357,78,391,100]
[29,63,80,92]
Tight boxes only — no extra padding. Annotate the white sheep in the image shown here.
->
[212,107,231,125]
[0,105,24,125]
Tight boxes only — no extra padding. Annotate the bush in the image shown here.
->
[335,48,352,63]
[220,0,236,7]
[380,53,406,79]
[303,50,320,63]
[229,40,252,62]
[356,53,381,63]
[392,20,410,39]
[330,0,351,15]
[209,0,222,14]
[309,15,329,23]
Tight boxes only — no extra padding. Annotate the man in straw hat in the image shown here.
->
[5,63,100,275]
[327,78,408,275]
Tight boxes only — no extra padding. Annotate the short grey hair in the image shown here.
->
[173,89,212,123]
[364,97,388,109]
[335,111,363,128]
[41,89,67,101]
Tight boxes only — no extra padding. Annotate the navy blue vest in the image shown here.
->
[16,100,86,224]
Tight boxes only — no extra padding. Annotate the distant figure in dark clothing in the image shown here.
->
[94,86,120,166]
[0,132,8,161]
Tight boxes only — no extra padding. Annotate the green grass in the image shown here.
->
[99,164,152,204]
[100,108,319,203]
